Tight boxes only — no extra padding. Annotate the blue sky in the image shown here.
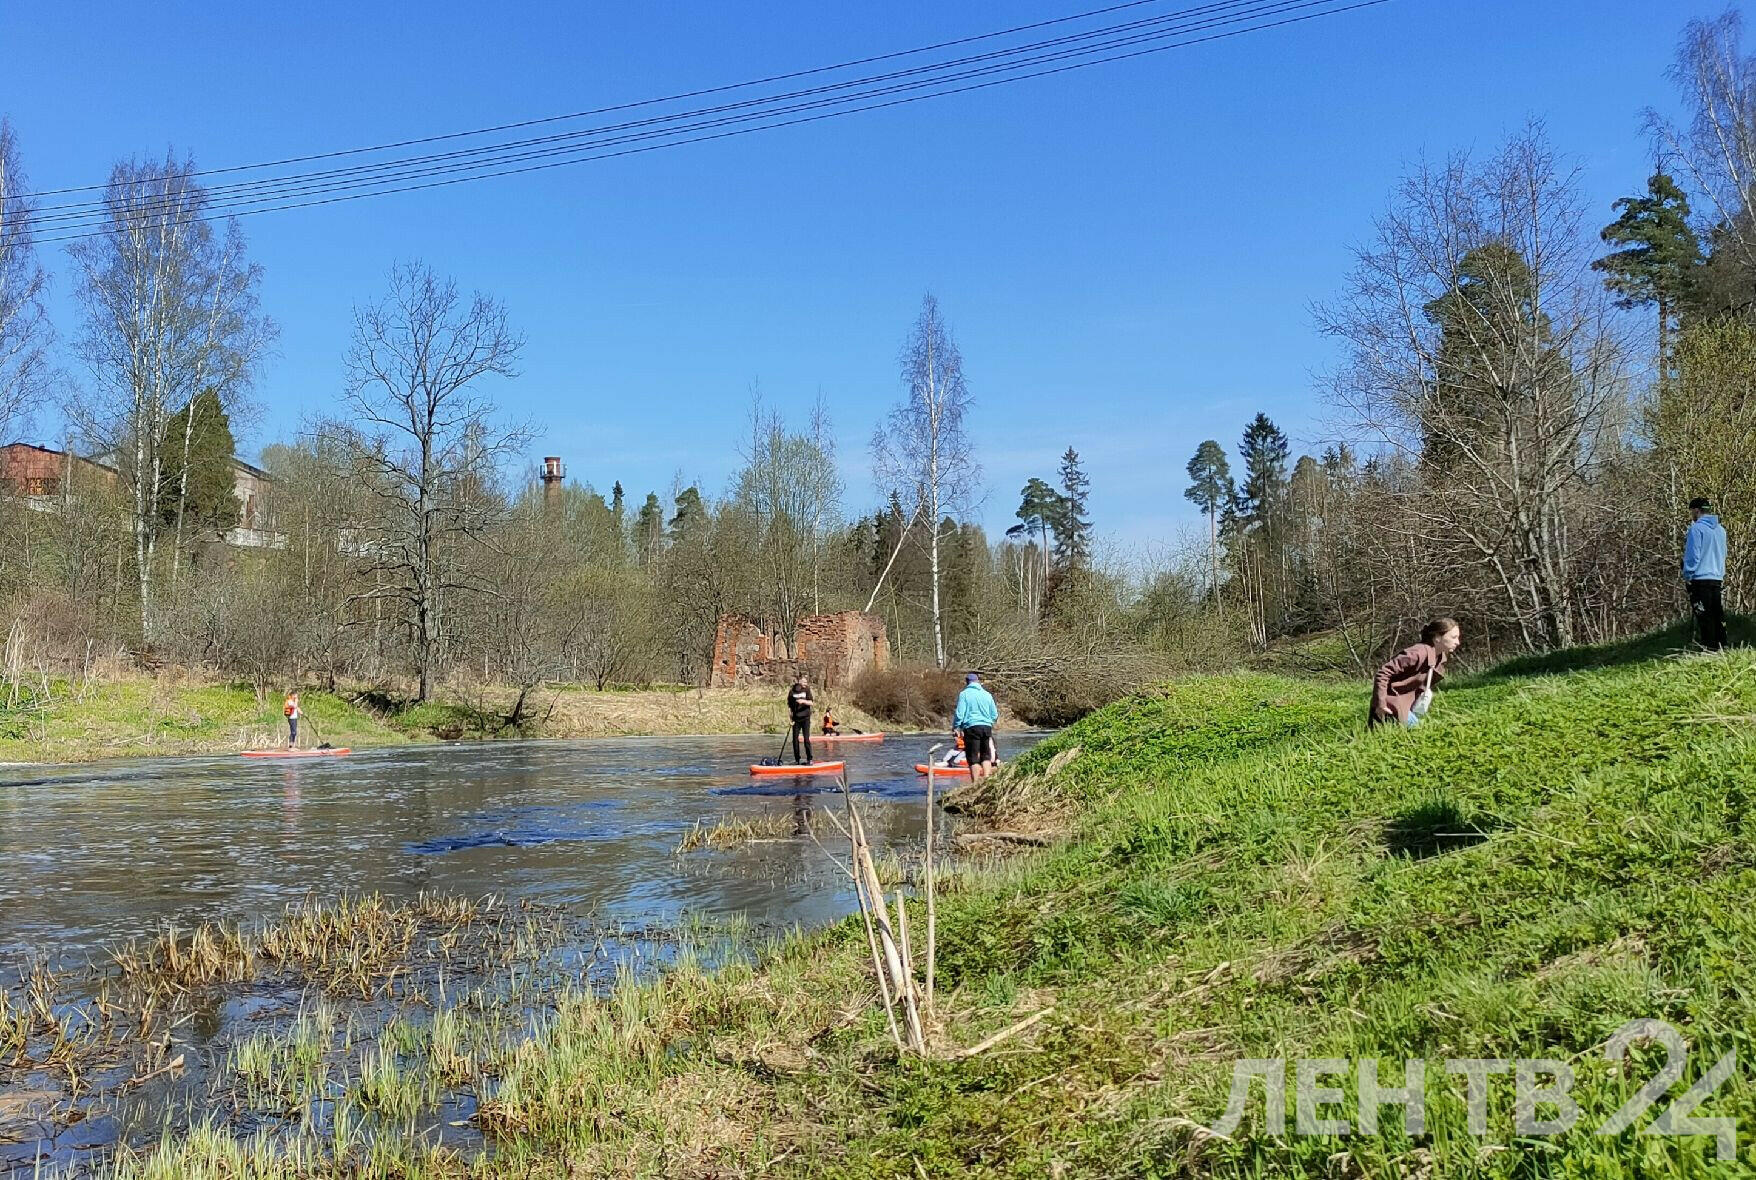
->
[0,0,1727,552]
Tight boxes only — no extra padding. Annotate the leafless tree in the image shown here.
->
[734,393,843,651]
[0,120,50,439]
[874,293,978,668]
[1318,125,1631,651]
[337,262,527,701]
[68,153,272,643]
[1648,10,1756,273]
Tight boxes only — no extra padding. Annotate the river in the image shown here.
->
[1,731,1040,1173]
[0,731,1038,968]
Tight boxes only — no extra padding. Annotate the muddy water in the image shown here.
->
[0,731,1036,971]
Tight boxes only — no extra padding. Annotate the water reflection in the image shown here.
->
[0,732,1040,967]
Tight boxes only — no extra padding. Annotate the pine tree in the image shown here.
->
[1054,447,1092,571]
[1009,476,1059,614]
[612,480,626,531]
[1234,414,1289,526]
[1182,439,1233,602]
[635,492,665,567]
[1594,171,1704,378]
[668,485,704,536]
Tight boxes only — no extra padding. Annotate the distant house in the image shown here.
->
[0,442,285,549]
[0,442,119,502]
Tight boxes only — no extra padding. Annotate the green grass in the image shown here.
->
[0,677,408,763]
[94,631,1756,1176]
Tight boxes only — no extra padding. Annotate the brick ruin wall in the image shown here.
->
[711,610,889,689]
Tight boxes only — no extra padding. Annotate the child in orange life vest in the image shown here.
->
[283,692,300,749]
[821,710,842,736]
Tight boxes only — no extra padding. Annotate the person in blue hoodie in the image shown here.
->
[1684,497,1729,651]
[953,672,1001,780]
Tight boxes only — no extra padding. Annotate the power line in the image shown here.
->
[29,0,1392,244]
[29,0,1338,230]
[14,0,1229,198]
[28,0,1284,223]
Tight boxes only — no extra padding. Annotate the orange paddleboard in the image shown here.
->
[749,761,845,776]
[915,763,971,777]
[818,732,884,743]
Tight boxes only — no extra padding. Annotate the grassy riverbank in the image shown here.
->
[0,676,406,764]
[92,621,1756,1176]
[0,676,890,764]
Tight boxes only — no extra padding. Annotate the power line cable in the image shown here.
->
[31,0,1391,244]
[29,0,1333,229]
[16,0,1231,198]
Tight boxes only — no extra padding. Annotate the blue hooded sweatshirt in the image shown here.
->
[1684,514,1728,582]
[955,682,999,729]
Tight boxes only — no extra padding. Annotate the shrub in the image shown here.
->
[851,664,963,728]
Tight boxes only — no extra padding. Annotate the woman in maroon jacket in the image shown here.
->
[1370,618,1462,729]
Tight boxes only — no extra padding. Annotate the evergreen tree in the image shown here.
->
[611,480,626,531]
[1419,244,1565,474]
[1594,171,1704,375]
[158,389,240,540]
[1234,414,1289,526]
[1054,447,1093,571]
[635,492,665,567]
[669,485,704,536]
[1182,440,1233,602]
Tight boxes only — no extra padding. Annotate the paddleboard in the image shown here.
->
[915,763,972,777]
[817,732,885,743]
[241,748,352,758]
[749,760,846,776]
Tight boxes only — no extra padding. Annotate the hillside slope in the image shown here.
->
[117,638,1756,1178]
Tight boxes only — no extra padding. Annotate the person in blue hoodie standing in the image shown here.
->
[953,672,1001,780]
[1684,497,1729,651]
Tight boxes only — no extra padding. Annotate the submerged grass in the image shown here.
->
[53,630,1756,1175]
[673,810,816,854]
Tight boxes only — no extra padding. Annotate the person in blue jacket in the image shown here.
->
[1684,497,1729,651]
[953,672,1001,781]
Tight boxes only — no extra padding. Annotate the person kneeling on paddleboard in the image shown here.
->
[787,673,815,765]
[821,710,841,736]
[283,691,301,749]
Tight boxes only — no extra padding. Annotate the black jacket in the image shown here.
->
[787,681,814,722]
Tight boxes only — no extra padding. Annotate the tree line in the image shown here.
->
[0,135,1137,720]
[3,9,1754,725]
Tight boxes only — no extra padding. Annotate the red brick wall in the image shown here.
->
[712,610,888,689]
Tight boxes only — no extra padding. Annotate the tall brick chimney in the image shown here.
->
[541,456,564,505]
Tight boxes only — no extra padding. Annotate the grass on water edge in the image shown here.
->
[0,676,891,764]
[0,677,405,764]
[86,621,1756,1176]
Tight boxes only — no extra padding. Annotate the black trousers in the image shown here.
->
[791,717,814,764]
[1689,579,1727,650]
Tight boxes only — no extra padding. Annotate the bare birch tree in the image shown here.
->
[68,153,271,643]
[734,394,843,652]
[875,294,977,668]
[1317,125,1630,651]
[0,120,52,441]
[1648,10,1756,277]
[337,262,526,701]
